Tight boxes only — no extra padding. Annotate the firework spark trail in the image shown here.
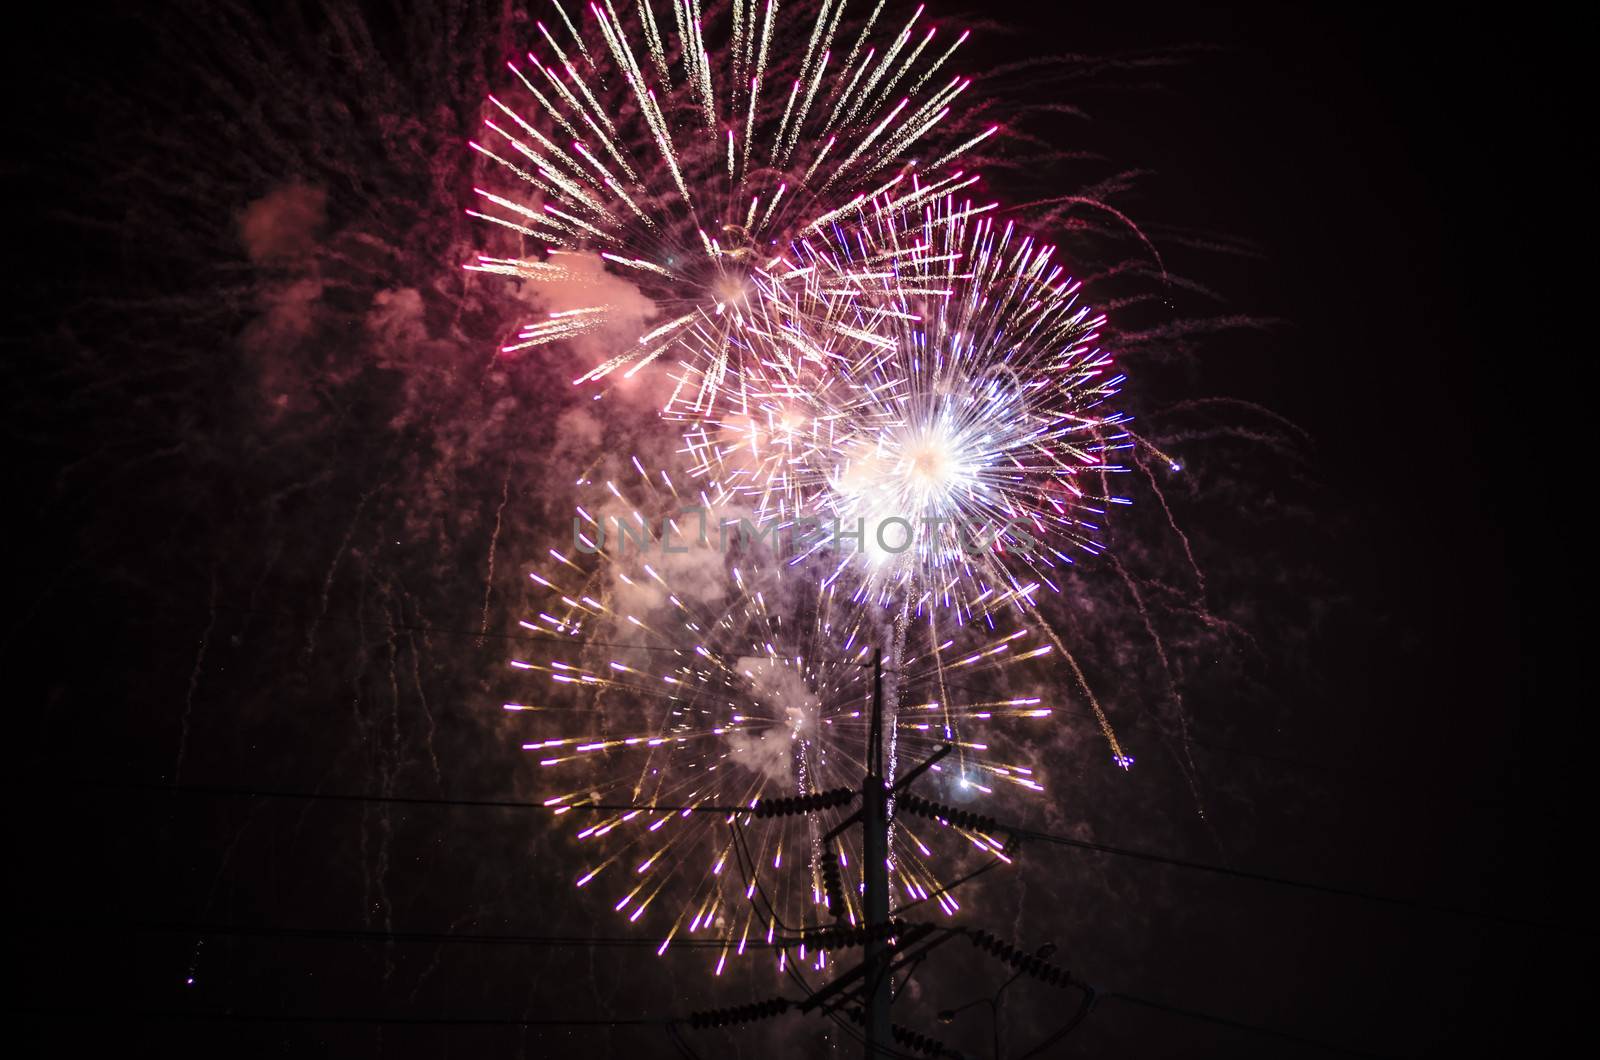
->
[481,467,513,639]
[882,596,909,883]
[1036,616,1130,769]
[173,568,219,784]
[307,481,384,659]
[1109,554,1207,812]
[406,603,445,789]
[468,0,996,395]
[1139,450,1206,598]
[379,604,404,986]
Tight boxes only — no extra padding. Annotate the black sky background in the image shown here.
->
[5,2,1565,1058]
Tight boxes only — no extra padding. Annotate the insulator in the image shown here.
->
[892,1023,951,1056]
[795,917,908,951]
[819,850,847,917]
[751,787,854,818]
[896,794,998,836]
[966,929,1076,988]
[687,997,791,1028]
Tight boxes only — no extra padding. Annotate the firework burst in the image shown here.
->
[466,0,995,388]
[667,191,1171,624]
[509,469,1060,970]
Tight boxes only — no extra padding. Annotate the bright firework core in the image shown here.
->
[830,414,984,565]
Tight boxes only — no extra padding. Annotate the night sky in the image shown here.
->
[7,2,1560,1057]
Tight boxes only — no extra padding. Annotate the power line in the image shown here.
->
[925,679,1421,786]
[87,779,737,815]
[137,598,881,665]
[16,1006,667,1028]
[940,928,1385,1059]
[15,988,1390,1056]
[1100,992,1387,1058]
[134,599,1488,790]
[36,925,1392,1056]
[1007,825,1551,929]
[95,779,1549,927]
[113,920,789,950]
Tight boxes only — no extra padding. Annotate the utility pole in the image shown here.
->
[802,654,953,1055]
[862,650,891,1057]
[596,650,1085,1056]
